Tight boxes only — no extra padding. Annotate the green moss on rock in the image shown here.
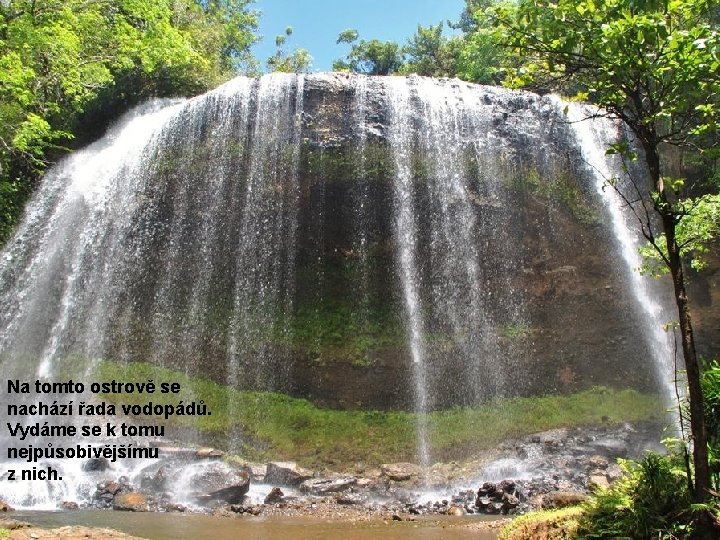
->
[56,358,665,468]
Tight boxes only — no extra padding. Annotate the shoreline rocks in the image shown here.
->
[3,421,662,524]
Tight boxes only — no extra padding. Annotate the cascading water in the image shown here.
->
[226,74,304,392]
[385,77,432,471]
[0,73,678,507]
[563,103,678,406]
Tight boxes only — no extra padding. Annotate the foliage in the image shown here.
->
[453,0,493,33]
[570,364,720,539]
[400,23,455,77]
[498,0,720,513]
[336,28,359,45]
[329,4,515,82]
[332,31,404,75]
[327,2,521,82]
[701,359,720,490]
[578,453,705,539]
[499,0,720,134]
[506,452,720,539]
[451,0,517,85]
[639,193,720,275]
[499,507,583,540]
[266,25,312,73]
[60,358,663,467]
[0,0,259,245]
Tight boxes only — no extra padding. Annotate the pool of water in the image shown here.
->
[13,510,500,540]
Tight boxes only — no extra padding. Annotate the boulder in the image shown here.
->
[476,496,491,510]
[475,480,525,515]
[187,464,251,505]
[447,505,466,516]
[112,492,149,512]
[502,493,520,514]
[0,500,14,512]
[61,501,79,510]
[586,455,609,469]
[103,481,123,495]
[381,463,422,482]
[355,477,374,488]
[230,504,262,516]
[207,477,250,504]
[499,479,517,493]
[606,463,623,481]
[264,462,313,487]
[335,492,366,505]
[263,487,284,504]
[247,463,267,483]
[195,447,224,459]
[186,462,251,504]
[152,467,167,491]
[83,458,110,472]
[94,480,126,507]
[140,467,168,492]
[300,477,356,495]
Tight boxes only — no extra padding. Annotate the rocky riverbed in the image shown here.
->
[1,421,665,523]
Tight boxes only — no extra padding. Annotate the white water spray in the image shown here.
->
[564,102,677,406]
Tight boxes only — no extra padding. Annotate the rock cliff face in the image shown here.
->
[273,73,668,409]
[2,73,708,410]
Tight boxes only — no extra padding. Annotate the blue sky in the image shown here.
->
[251,0,466,72]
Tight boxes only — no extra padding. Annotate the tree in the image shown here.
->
[497,0,719,534]
[449,0,519,85]
[401,23,454,77]
[332,30,404,75]
[0,0,259,244]
[266,26,312,73]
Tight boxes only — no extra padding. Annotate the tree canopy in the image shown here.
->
[266,26,312,73]
[332,32,404,76]
[0,0,259,243]
[330,4,516,83]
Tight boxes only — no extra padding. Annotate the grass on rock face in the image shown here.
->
[71,359,663,467]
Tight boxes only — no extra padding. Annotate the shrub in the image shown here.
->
[578,453,696,539]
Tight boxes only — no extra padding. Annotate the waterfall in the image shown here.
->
[0,74,676,505]
[564,102,677,407]
[227,74,304,392]
[385,77,430,469]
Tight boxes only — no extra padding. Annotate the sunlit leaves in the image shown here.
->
[0,0,259,244]
[266,26,312,73]
[503,0,718,142]
[332,32,404,76]
[640,193,720,274]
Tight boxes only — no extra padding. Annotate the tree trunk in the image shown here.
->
[661,213,711,503]
[643,144,711,510]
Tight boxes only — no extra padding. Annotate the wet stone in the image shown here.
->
[83,458,110,472]
[264,487,284,504]
[113,492,149,512]
[300,477,357,495]
[381,463,421,482]
[265,462,313,487]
